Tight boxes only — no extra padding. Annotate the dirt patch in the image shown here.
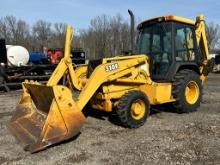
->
[0,74,219,164]
[66,151,91,163]
[0,156,7,164]
[0,112,13,119]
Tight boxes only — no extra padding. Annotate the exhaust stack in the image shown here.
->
[128,9,135,54]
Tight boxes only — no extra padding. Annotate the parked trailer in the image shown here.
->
[0,65,56,91]
[0,39,86,91]
[47,48,86,64]
[213,54,220,73]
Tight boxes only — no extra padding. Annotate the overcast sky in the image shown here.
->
[0,0,219,30]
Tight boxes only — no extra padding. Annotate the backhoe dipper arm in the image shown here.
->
[195,15,211,74]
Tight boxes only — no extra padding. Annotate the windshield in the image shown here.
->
[136,22,172,55]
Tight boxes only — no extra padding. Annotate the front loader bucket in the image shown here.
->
[7,83,85,153]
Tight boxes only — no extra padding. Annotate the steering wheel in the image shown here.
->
[152,44,160,52]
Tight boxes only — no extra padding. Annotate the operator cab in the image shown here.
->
[136,15,200,81]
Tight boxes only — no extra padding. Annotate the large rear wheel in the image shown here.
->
[172,69,202,113]
[116,90,150,128]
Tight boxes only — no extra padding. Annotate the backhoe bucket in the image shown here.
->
[7,83,85,153]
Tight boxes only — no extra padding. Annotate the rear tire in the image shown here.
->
[116,90,150,128]
[172,69,202,113]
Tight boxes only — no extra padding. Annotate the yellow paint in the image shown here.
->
[164,15,195,25]
[131,99,146,120]
[139,83,175,105]
[140,15,195,27]
[185,81,199,104]
[75,64,88,79]
[200,74,207,85]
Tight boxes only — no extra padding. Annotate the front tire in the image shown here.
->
[172,69,202,113]
[116,90,150,128]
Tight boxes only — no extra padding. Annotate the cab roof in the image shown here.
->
[137,15,195,29]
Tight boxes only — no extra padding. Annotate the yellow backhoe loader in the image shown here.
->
[8,10,212,153]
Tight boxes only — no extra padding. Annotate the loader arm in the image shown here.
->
[76,55,148,111]
[47,25,82,90]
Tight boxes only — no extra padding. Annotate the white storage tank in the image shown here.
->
[6,45,29,67]
[6,45,13,49]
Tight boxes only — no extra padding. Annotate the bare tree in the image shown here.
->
[5,16,17,43]
[50,23,66,48]
[0,16,17,43]
[109,14,130,55]
[78,14,131,59]
[32,20,52,50]
[0,16,30,48]
[0,14,133,57]
[0,17,11,42]
[90,14,110,58]
[15,20,30,46]
[206,22,220,50]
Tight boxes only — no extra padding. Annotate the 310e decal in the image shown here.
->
[105,63,119,72]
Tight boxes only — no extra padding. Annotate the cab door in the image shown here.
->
[150,22,173,80]
[137,22,173,80]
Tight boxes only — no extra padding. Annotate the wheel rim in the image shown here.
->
[185,81,199,104]
[131,99,146,120]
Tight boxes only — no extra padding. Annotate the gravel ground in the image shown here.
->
[0,74,219,165]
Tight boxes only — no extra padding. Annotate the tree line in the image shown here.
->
[0,16,66,52]
[0,14,220,60]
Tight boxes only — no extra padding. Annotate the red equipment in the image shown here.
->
[47,49,64,64]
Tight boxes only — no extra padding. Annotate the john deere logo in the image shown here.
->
[105,63,119,72]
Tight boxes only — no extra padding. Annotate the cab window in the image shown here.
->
[136,22,172,76]
[175,23,197,62]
